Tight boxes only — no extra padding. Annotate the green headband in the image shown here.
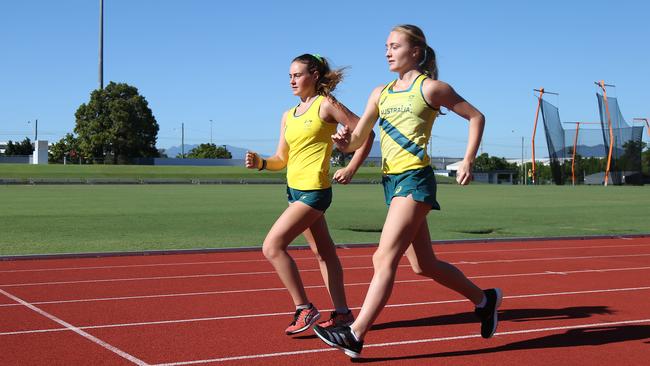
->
[312,54,324,63]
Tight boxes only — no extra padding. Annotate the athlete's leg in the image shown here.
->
[405,220,484,305]
[262,202,323,306]
[350,196,431,339]
[303,215,348,310]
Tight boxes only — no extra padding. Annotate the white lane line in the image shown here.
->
[3,252,650,288]
[2,265,649,308]
[151,318,650,365]
[2,242,648,274]
[3,285,650,337]
[6,253,650,289]
[0,288,149,365]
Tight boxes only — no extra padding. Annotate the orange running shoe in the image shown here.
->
[318,310,354,328]
[285,304,321,335]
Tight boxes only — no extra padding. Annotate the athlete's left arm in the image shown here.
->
[423,79,485,185]
[321,97,375,184]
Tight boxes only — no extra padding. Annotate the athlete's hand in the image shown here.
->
[456,159,473,185]
[245,151,261,169]
[333,167,355,185]
[332,125,351,152]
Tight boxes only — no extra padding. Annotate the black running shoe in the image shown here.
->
[474,288,503,338]
[313,324,363,358]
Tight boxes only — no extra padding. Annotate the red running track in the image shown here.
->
[1,236,650,365]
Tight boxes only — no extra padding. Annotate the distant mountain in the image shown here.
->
[162,144,249,159]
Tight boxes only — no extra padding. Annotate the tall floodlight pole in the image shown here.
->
[181,123,185,158]
[210,119,213,144]
[521,136,524,185]
[99,0,104,89]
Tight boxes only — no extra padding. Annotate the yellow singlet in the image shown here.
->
[378,74,439,174]
[285,95,337,190]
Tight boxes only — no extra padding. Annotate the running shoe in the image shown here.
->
[313,324,363,358]
[318,310,355,328]
[285,304,321,335]
[475,288,503,338]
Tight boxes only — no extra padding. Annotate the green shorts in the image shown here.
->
[382,166,441,210]
[286,186,332,212]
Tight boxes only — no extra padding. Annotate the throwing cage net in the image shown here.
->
[533,84,644,185]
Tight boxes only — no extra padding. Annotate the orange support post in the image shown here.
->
[531,88,544,185]
[596,81,615,186]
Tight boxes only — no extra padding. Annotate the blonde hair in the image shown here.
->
[292,54,345,98]
[392,24,438,80]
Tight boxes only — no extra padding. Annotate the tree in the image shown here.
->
[49,133,80,163]
[473,153,517,171]
[4,138,33,156]
[74,82,159,164]
[643,146,650,174]
[186,143,231,159]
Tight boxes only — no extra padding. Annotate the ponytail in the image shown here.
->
[392,24,439,80]
[292,54,346,98]
[419,45,438,80]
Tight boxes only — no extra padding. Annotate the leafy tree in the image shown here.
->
[49,133,80,163]
[4,138,33,156]
[643,146,650,174]
[74,82,159,164]
[473,153,517,171]
[618,140,646,171]
[186,143,231,159]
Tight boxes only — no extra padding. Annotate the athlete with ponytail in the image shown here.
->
[245,54,374,335]
[313,25,502,357]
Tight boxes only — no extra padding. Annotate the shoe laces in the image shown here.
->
[290,306,311,325]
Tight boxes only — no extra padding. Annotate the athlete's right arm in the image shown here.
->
[245,112,289,171]
[332,86,382,153]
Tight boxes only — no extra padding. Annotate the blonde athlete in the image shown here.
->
[246,54,374,335]
[314,25,502,357]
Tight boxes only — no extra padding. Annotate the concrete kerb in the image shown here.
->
[2,233,649,262]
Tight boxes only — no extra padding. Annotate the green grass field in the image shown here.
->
[1,183,648,256]
[0,164,390,181]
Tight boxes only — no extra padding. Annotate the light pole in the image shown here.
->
[27,119,38,142]
[521,136,525,185]
[99,0,104,89]
[209,119,213,144]
[513,130,525,185]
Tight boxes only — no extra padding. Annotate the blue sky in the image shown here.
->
[1,0,649,159]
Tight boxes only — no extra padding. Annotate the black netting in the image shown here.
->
[538,95,644,185]
[540,99,566,184]
[596,94,644,184]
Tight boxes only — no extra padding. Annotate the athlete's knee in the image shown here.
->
[372,250,399,273]
[262,240,286,261]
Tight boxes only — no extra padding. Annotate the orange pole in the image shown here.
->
[571,122,580,186]
[531,88,544,184]
[598,81,615,186]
